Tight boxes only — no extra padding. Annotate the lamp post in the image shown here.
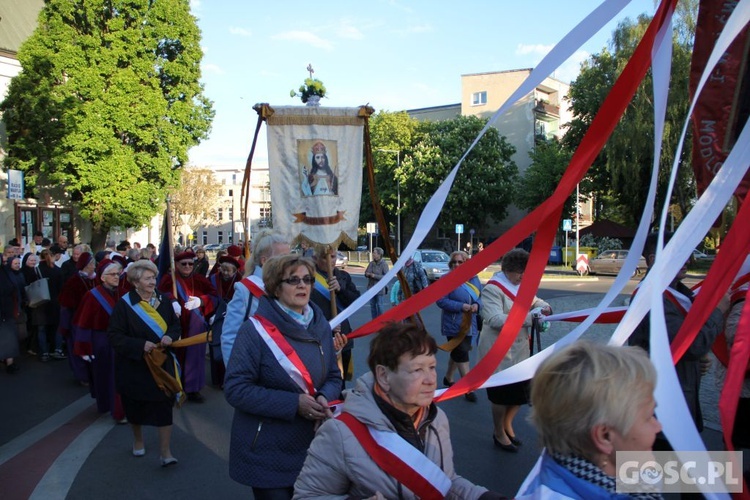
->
[376,149,401,256]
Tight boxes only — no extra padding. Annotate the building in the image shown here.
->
[408,68,592,239]
[188,165,271,247]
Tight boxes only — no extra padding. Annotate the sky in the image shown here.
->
[187,0,657,168]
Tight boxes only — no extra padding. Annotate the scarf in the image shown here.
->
[275,299,314,327]
[374,381,427,430]
[551,452,663,499]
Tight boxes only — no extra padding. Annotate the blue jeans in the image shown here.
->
[369,294,383,319]
[37,324,63,354]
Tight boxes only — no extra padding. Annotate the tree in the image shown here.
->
[1,0,214,249]
[170,167,221,242]
[362,111,417,242]
[515,138,579,217]
[564,7,696,226]
[399,116,517,236]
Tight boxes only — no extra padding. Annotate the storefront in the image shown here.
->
[14,203,75,246]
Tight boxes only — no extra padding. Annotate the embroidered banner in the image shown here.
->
[266,106,368,248]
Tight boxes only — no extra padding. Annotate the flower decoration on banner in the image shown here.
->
[290,64,326,105]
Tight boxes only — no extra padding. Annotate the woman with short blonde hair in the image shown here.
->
[518,341,662,498]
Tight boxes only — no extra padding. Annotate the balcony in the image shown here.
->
[534,99,559,118]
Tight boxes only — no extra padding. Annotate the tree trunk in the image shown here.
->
[90,227,109,252]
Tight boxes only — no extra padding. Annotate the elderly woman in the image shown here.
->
[224,254,342,500]
[293,322,502,499]
[437,250,482,402]
[107,260,181,466]
[73,259,125,421]
[517,341,662,499]
[479,248,551,452]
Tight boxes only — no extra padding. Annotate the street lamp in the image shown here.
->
[376,148,401,256]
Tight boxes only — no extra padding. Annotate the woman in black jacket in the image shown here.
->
[29,249,65,361]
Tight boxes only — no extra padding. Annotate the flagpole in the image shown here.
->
[165,196,177,298]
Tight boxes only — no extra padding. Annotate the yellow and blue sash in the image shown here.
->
[314,272,343,309]
[125,294,168,339]
[461,280,480,302]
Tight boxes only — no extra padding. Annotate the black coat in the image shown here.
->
[108,290,182,401]
[310,267,360,338]
[26,263,63,327]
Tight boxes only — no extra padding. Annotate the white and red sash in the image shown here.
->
[486,272,519,301]
[338,413,452,500]
[249,315,315,395]
[242,275,265,298]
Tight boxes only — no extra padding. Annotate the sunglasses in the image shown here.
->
[281,275,314,286]
[450,259,465,265]
[179,261,194,267]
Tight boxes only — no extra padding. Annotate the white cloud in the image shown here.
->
[554,50,590,83]
[398,24,433,35]
[203,63,225,75]
[271,31,334,50]
[337,24,364,40]
[229,26,252,37]
[515,43,554,56]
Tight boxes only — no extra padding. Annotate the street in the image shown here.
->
[0,272,724,499]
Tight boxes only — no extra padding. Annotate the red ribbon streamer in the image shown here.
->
[718,287,750,500]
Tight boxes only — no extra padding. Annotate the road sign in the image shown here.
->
[469,228,475,235]
[455,224,464,234]
[576,254,589,275]
[7,170,24,200]
[366,222,378,234]
[563,219,572,232]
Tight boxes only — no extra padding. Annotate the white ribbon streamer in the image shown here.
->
[331,0,634,329]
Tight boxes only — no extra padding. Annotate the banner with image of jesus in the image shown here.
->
[266,106,368,248]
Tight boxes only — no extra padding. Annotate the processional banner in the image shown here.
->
[266,106,366,248]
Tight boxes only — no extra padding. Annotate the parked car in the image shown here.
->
[692,249,714,261]
[413,249,451,281]
[203,243,221,251]
[356,245,368,252]
[335,251,349,269]
[587,249,647,277]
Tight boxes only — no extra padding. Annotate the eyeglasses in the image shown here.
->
[102,273,120,277]
[179,262,194,267]
[281,275,314,286]
[450,260,466,265]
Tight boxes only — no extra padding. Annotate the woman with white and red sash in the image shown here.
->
[224,254,342,500]
[478,248,551,453]
[72,259,124,421]
[294,322,502,499]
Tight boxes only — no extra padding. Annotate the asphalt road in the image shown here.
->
[0,272,726,499]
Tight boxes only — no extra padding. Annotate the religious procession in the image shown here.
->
[1,0,750,499]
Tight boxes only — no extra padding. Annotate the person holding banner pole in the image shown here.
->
[293,322,502,499]
[310,244,360,381]
[224,254,342,500]
[478,248,551,452]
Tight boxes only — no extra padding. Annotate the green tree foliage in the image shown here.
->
[564,6,696,226]
[400,116,517,235]
[515,138,579,216]
[363,111,417,231]
[1,0,214,249]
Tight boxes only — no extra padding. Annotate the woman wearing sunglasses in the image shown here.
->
[436,251,482,402]
[224,254,342,500]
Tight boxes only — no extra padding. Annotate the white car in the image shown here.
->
[413,249,451,281]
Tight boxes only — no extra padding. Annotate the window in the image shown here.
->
[471,91,487,106]
[232,173,237,184]
[228,207,234,221]
[218,231,224,244]
[202,231,207,245]
[259,206,271,220]
[217,207,223,221]
[228,189,233,197]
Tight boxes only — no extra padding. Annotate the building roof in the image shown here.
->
[0,0,45,55]
[579,219,637,239]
